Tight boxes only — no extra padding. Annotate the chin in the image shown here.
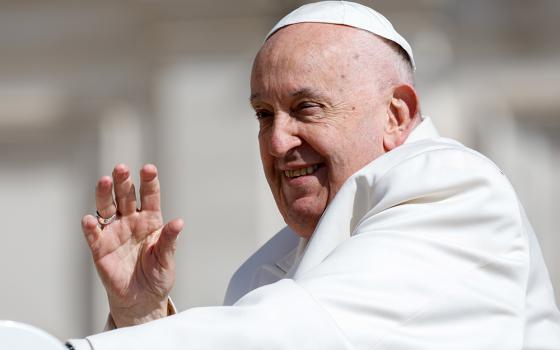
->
[285,205,324,239]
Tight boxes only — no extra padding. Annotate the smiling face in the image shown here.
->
[250,23,413,237]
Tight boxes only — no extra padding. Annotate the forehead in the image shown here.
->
[255,23,369,67]
[250,23,378,98]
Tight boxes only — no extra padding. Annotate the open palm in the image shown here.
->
[81,164,183,327]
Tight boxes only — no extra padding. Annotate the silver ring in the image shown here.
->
[96,211,117,225]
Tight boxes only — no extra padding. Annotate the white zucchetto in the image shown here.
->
[266,1,416,70]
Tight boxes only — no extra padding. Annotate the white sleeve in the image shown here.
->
[73,279,354,350]
[65,299,178,349]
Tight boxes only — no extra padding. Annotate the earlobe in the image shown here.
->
[383,84,419,152]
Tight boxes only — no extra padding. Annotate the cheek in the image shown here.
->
[260,156,276,184]
[352,114,386,155]
[322,124,384,191]
[258,132,271,161]
[258,138,275,180]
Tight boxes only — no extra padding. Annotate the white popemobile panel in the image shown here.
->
[0,320,66,350]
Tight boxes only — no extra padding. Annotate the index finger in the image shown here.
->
[139,164,161,212]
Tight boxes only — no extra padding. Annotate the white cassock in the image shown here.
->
[68,117,560,349]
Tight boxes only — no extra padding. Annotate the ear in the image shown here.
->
[383,84,420,152]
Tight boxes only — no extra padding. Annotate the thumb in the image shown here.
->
[154,218,184,269]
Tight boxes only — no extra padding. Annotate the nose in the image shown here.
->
[267,113,301,158]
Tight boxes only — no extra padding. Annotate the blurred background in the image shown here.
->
[0,0,558,340]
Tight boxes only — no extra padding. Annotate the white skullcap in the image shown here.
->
[266,1,416,71]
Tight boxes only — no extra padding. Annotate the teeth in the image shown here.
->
[284,164,319,178]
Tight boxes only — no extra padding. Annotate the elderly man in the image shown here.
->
[68,1,560,349]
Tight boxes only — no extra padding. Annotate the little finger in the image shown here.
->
[82,214,102,248]
[95,176,117,219]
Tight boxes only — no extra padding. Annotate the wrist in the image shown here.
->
[109,297,169,328]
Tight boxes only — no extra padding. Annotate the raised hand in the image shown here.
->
[81,164,183,328]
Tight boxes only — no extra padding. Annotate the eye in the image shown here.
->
[255,109,273,120]
[292,101,323,118]
[298,101,321,110]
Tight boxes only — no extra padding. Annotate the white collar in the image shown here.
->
[289,116,442,278]
[404,116,440,144]
[283,116,441,278]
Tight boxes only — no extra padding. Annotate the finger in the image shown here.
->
[95,176,116,218]
[140,164,161,212]
[112,164,137,216]
[82,214,102,248]
[154,218,183,269]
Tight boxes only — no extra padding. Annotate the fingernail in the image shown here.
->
[117,171,128,181]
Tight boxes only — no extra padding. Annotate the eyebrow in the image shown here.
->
[249,88,327,103]
[290,87,326,100]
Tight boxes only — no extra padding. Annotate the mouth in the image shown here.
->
[283,164,321,178]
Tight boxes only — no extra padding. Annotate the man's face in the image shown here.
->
[250,24,392,237]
